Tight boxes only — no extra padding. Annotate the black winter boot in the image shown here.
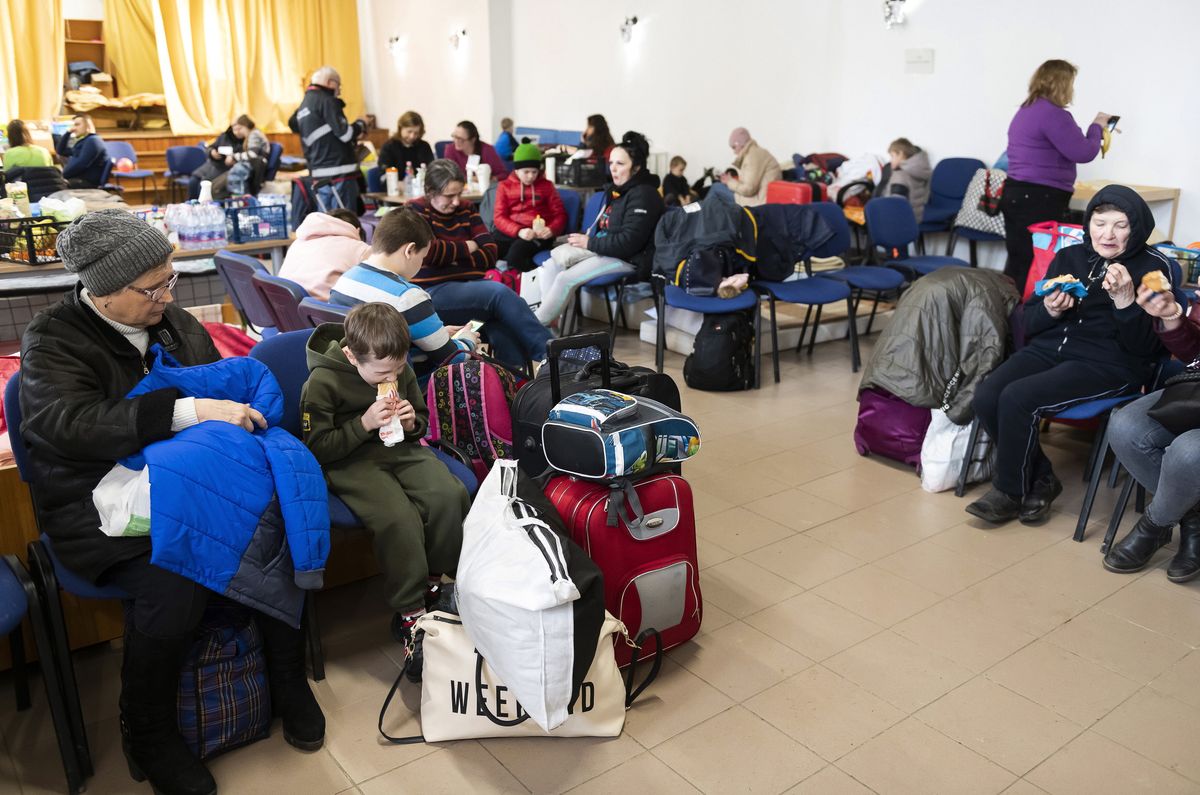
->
[257,615,325,751]
[1168,508,1200,583]
[120,627,216,795]
[1104,515,1173,573]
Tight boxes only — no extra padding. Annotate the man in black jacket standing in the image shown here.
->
[289,65,365,220]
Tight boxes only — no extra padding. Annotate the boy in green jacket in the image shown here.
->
[301,302,470,681]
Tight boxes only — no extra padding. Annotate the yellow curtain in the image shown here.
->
[104,0,164,95]
[151,0,363,135]
[0,0,65,121]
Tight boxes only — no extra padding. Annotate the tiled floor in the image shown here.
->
[4,329,1200,794]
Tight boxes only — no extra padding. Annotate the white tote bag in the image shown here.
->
[93,463,151,537]
[455,460,581,732]
[377,610,660,743]
[920,410,992,493]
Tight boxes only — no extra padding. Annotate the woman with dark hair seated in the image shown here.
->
[1103,278,1200,581]
[189,114,270,198]
[533,130,664,326]
[18,211,324,795]
[445,120,509,181]
[378,110,435,172]
[967,185,1169,525]
[407,158,550,368]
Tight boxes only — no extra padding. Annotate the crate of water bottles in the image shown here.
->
[164,202,229,251]
[220,195,289,244]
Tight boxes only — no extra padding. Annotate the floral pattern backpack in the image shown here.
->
[426,353,523,480]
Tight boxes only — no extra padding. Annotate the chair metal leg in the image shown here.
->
[846,295,861,373]
[807,305,825,357]
[955,419,982,498]
[305,591,325,682]
[753,301,763,389]
[866,292,882,336]
[1108,460,1123,489]
[1135,484,1146,513]
[767,295,780,384]
[655,288,666,374]
[1103,476,1137,553]
[795,305,814,354]
[10,629,30,711]
[945,231,957,257]
[1074,416,1112,541]
[10,558,86,795]
[27,541,93,778]
[846,288,864,340]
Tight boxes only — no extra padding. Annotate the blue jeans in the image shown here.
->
[426,279,552,367]
[1108,390,1200,525]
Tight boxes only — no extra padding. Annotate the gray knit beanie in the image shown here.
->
[56,209,175,296]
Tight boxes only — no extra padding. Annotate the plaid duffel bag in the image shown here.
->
[177,603,271,760]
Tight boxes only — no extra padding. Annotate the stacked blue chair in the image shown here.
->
[214,250,279,335]
[6,374,131,794]
[297,297,349,327]
[263,142,284,182]
[654,277,763,389]
[248,330,478,679]
[251,271,311,332]
[865,196,969,278]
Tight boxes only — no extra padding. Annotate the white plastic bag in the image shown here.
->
[455,460,580,732]
[93,464,151,537]
[920,410,992,493]
[520,258,564,307]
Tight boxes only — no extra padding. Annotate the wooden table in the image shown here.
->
[365,191,483,207]
[1072,181,1182,240]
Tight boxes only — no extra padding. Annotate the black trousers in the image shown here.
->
[101,553,210,639]
[493,232,555,273]
[1000,178,1072,292]
[972,346,1138,496]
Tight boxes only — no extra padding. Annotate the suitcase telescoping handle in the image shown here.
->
[546,332,612,404]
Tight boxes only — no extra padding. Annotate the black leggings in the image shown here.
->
[493,232,555,273]
[1000,178,1072,292]
[101,553,210,639]
[972,346,1138,496]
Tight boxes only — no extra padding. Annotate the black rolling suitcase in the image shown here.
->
[511,332,681,477]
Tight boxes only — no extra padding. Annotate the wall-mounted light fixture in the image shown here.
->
[449,28,468,49]
[387,35,401,54]
[883,0,906,29]
[620,16,638,43]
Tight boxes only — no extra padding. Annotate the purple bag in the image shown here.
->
[853,388,932,469]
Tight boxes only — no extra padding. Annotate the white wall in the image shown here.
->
[62,0,103,20]
[357,0,496,147]
[497,0,1200,243]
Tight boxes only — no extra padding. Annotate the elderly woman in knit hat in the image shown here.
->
[491,141,569,273]
[17,210,323,795]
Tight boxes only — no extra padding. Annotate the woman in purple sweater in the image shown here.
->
[1001,60,1112,291]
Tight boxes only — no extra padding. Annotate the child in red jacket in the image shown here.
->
[492,142,568,272]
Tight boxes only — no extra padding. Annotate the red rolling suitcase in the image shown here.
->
[765,181,829,205]
[546,473,702,666]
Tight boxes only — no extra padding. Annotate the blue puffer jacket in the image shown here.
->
[124,347,330,627]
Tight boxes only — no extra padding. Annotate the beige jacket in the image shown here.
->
[731,139,782,207]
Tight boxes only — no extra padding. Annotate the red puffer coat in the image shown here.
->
[493,172,568,239]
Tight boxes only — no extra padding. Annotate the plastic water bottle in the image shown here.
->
[412,165,425,198]
[404,161,414,196]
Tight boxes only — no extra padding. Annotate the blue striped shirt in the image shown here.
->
[329,263,473,377]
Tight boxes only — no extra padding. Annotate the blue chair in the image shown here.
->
[805,201,906,338]
[103,140,158,201]
[434,140,451,158]
[5,374,130,794]
[366,165,384,194]
[948,226,1006,268]
[251,271,310,333]
[248,330,478,679]
[654,278,763,389]
[917,157,985,250]
[297,297,348,327]
[163,145,206,202]
[263,142,284,182]
[2,553,83,793]
[214,250,278,335]
[558,187,582,232]
[865,196,969,277]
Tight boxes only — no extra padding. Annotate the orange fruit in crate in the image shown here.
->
[116,157,134,172]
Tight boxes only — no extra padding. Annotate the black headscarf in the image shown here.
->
[1082,184,1157,266]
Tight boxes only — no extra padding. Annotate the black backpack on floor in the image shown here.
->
[683,312,755,391]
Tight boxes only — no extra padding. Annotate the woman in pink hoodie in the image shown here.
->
[278,209,372,301]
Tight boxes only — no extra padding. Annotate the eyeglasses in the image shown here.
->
[127,272,179,303]
[451,134,470,143]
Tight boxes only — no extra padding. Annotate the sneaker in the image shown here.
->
[965,488,1022,524]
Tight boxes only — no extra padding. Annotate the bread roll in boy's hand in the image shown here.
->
[374,381,408,445]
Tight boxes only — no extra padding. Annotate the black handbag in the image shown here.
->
[1146,369,1200,435]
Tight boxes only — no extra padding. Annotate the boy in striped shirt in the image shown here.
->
[330,208,481,379]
